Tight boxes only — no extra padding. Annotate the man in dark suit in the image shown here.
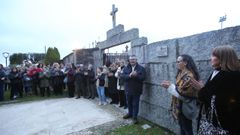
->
[121,55,146,124]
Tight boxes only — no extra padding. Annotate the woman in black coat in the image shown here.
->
[51,63,64,96]
[8,67,21,100]
[108,63,119,104]
[66,64,75,98]
[190,45,240,135]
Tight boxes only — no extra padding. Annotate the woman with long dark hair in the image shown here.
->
[161,54,200,135]
[190,45,240,135]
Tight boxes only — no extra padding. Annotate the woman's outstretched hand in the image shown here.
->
[161,80,171,89]
[189,77,204,90]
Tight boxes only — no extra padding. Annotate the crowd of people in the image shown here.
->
[0,45,239,135]
[0,59,129,109]
[0,62,74,100]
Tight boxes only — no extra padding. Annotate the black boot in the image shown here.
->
[133,117,138,124]
[123,114,132,119]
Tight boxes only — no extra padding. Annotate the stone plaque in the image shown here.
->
[158,45,168,57]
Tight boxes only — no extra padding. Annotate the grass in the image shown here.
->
[0,89,67,106]
[107,118,175,135]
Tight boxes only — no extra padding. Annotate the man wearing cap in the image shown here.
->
[121,55,146,124]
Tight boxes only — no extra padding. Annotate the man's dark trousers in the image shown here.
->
[126,94,140,118]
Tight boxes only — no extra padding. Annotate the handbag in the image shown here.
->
[182,98,198,120]
[197,95,229,135]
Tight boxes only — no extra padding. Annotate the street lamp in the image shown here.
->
[2,52,9,67]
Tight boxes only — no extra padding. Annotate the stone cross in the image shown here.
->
[110,4,118,28]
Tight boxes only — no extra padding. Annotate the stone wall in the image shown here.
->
[133,26,240,134]
[62,53,74,65]
[63,25,240,134]
[74,48,99,66]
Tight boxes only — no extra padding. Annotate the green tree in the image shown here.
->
[10,53,26,65]
[54,47,60,61]
[44,47,60,65]
[9,53,45,65]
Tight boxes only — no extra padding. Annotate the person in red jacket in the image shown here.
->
[28,65,42,96]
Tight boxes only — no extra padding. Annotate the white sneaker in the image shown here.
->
[98,102,102,106]
[103,102,107,106]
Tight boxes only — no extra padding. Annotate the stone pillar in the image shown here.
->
[99,49,104,65]
[130,37,148,65]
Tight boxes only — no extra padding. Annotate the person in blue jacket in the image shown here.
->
[121,55,146,124]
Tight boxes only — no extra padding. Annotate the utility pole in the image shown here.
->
[45,46,47,54]
[219,15,227,29]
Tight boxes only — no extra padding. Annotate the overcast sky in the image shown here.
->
[0,0,239,66]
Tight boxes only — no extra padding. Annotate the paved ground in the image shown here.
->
[0,98,130,135]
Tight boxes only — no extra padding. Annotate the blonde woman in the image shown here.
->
[115,60,127,108]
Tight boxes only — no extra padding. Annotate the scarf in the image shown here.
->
[171,69,197,120]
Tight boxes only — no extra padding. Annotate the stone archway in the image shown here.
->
[97,24,148,65]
